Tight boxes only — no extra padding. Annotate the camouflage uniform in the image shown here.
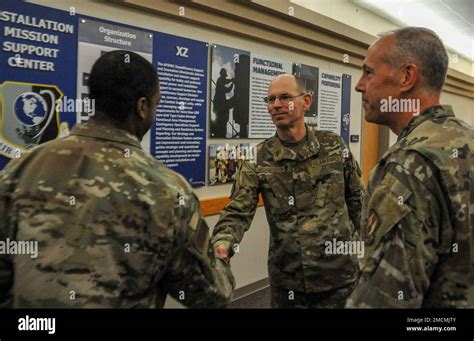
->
[212,126,365,308]
[0,121,234,308]
[347,105,473,308]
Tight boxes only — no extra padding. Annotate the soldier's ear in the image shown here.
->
[136,96,148,120]
[399,63,418,93]
[303,93,312,111]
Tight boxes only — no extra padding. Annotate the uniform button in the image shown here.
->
[306,251,311,255]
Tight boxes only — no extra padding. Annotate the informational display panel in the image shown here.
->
[76,18,153,124]
[0,1,209,187]
[210,45,292,139]
[294,64,352,143]
[249,53,292,138]
[0,0,353,183]
[151,32,208,187]
[318,69,343,134]
[0,1,77,167]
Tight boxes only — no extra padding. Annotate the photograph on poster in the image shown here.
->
[208,143,256,186]
[293,63,319,126]
[210,45,250,139]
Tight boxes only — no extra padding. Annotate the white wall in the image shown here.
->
[387,93,474,148]
[441,92,474,126]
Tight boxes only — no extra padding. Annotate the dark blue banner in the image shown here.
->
[152,32,208,187]
[0,0,78,167]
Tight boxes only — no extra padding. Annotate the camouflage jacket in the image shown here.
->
[212,127,365,293]
[347,105,473,308]
[0,120,234,308]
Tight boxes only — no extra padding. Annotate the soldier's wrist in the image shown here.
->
[213,240,231,250]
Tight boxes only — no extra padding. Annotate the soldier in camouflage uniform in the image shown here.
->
[0,50,234,308]
[212,74,365,308]
[346,28,473,308]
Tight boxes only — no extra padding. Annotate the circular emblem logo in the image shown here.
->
[14,92,48,126]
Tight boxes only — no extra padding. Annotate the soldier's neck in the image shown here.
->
[390,96,441,135]
[90,113,142,140]
[276,124,307,143]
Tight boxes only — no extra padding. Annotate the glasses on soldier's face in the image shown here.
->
[263,93,305,104]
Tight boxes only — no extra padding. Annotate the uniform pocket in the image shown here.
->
[260,172,293,217]
[311,167,344,208]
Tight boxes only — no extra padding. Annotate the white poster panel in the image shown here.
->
[249,53,292,138]
[317,69,343,134]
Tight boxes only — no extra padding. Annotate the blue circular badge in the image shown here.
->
[14,92,48,126]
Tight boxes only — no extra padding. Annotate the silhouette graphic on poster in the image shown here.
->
[212,68,235,137]
[210,45,250,138]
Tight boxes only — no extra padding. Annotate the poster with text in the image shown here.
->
[152,32,208,187]
[318,69,343,135]
[210,44,250,138]
[77,17,153,149]
[293,63,319,126]
[249,53,292,138]
[0,0,78,169]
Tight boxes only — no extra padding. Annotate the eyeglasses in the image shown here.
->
[263,93,306,104]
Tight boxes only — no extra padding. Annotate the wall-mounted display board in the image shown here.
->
[0,0,77,169]
[0,0,207,187]
[0,0,353,184]
[151,32,207,187]
[294,63,352,143]
[210,44,292,139]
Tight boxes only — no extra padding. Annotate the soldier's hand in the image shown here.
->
[214,244,229,263]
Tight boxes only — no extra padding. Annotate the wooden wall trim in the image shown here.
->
[111,0,474,99]
[200,195,264,217]
[113,0,365,67]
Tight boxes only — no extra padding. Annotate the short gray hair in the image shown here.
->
[379,27,448,92]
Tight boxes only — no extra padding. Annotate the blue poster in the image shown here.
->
[0,0,78,168]
[152,32,208,187]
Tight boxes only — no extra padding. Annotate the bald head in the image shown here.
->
[266,74,312,137]
[270,74,307,94]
